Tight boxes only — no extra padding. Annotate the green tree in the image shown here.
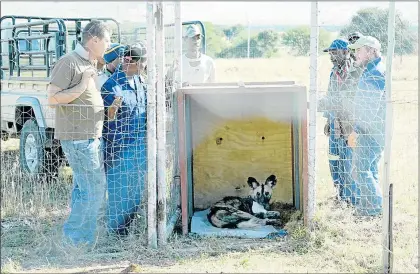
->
[202,21,229,58]
[340,7,417,55]
[223,24,245,41]
[217,30,281,59]
[281,26,330,56]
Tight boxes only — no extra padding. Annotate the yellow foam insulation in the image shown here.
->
[192,116,293,209]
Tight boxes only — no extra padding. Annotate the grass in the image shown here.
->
[1,54,418,273]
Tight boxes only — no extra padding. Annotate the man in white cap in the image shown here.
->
[346,35,386,217]
[168,24,215,86]
[182,24,215,84]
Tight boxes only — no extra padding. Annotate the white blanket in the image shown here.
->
[190,209,278,238]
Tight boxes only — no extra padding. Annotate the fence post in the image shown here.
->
[146,1,157,249]
[383,1,396,272]
[306,1,319,229]
[156,1,167,246]
[174,1,182,89]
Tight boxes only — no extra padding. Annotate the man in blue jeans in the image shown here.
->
[47,20,111,245]
[347,36,386,216]
[318,38,362,204]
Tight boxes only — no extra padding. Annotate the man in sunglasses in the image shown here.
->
[100,42,148,235]
[318,37,362,205]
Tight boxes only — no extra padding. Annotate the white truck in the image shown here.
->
[0,15,121,177]
[1,15,207,178]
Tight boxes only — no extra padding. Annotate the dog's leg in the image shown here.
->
[236,217,268,229]
[254,210,281,219]
[210,208,256,228]
[265,211,281,219]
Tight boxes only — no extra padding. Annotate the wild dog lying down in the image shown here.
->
[207,175,282,229]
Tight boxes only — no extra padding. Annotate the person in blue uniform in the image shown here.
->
[101,42,148,235]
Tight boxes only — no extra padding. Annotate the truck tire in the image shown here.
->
[19,118,59,177]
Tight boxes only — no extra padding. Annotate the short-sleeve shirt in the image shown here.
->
[50,44,104,140]
[101,65,147,147]
[181,53,215,84]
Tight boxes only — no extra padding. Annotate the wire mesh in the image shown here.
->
[0,2,418,272]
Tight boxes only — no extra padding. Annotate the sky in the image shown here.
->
[1,1,418,26]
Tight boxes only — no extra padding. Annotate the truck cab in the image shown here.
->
[0,16,121,177]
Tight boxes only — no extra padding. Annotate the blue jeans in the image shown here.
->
[328,135,357,203]
[103,139,147,235]
[352,135,384,216]
[60,138,107,245]
[337,138,358,205]
[328,134,340,188]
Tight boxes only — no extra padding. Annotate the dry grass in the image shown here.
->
[1,54,418,273]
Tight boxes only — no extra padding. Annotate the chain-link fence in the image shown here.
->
[1,1,418,273]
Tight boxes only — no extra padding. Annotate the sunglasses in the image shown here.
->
[348,36,359,43]
[124,56,147,65]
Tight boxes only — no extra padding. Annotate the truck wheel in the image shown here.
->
[19,119,59,177]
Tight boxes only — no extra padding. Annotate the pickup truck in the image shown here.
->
[0,15,206,178]
[0,16,122,177]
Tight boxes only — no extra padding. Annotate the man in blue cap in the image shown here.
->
[318,37,362,204]
[96,43,126,89]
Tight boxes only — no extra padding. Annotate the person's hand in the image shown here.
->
[81,68,96,88]
[112,96,123,108]
[348,131,358,148]
[108,96,123,121]
[324,123,330,136]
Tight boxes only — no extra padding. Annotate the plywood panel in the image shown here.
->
[192,117,293,209]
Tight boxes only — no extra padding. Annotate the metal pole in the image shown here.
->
[173,0,182,183]
[156,1,167,246]
[307,1,318,229]
[382,1,396,272]
[146,1,157,249]
[247,16,251,59]
[174,1,182,90]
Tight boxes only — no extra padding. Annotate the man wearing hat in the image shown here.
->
[347,36,385,216]
[166,24,215,87]
[318,37,362,204]
[96,43,126,90]
[182,24,215,84]
[101,42,148,235]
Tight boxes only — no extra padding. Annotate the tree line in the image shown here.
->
[203,7,418,58]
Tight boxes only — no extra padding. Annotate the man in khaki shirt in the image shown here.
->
[47,20,111,246]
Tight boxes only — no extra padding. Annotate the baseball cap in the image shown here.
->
[103,43,126,63]
[124,42,147,62]
[184,24,202,38]
[323,39,349,52]
[348,36,381,51]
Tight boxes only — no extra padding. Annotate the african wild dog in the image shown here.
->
[207,175,282,229]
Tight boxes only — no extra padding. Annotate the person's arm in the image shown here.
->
[317,71,334,116]
[47,57,95,107]
[101,79,121,120]
[352,72,385,135]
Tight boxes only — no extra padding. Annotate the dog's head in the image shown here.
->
[247,175,277,210]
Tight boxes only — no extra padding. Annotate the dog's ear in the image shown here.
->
[265,175,277,188]
[247,177,260,189]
